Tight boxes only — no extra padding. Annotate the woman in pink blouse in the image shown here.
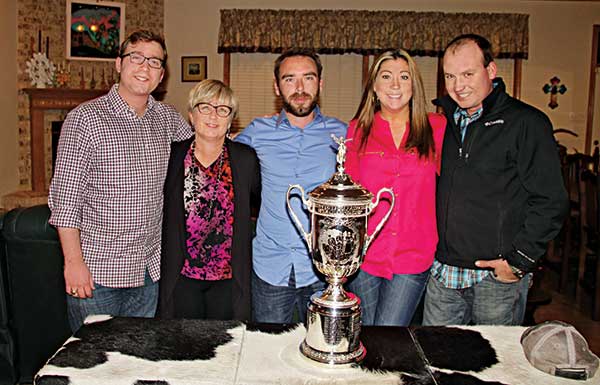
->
[345,50,446,326]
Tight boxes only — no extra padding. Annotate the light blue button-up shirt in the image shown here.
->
[235,106,347,287]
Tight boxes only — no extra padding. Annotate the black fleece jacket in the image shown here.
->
[434,78,568,273]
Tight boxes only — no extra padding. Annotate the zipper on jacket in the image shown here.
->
[497,204,505,255]
[462,122,481,162]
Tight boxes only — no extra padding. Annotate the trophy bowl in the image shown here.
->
[286,135,394,365]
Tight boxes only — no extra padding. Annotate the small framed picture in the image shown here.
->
[181,56,207,82]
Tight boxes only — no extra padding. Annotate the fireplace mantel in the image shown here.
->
[23,88,108,192]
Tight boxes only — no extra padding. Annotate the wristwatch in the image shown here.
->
[507,263,526,279]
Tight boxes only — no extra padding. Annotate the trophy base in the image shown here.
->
[300,291,366,365]
[300,340,366,365]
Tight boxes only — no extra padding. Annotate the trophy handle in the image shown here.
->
[365,188,395,250]
[286,184,312,250]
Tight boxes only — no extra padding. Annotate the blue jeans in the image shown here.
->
[252,270,325,324]
[66,270,158,332]
[347,269,429,326]
[512,273,533,325]
[422,273,531,326]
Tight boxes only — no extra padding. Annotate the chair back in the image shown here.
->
[0,205,71,384]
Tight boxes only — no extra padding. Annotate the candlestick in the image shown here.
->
[46,36,49,57]
[90,67,96,89]
[38,30,41,52]
[80,67,85,89]
[101,68,107,89]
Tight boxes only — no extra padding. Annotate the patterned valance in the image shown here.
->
[218,9,528,59]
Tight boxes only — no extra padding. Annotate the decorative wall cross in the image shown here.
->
[542,76,567,109]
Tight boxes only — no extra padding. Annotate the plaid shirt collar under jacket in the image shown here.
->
[454,106,483,143]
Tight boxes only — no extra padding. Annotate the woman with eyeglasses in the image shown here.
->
[158,79,261,321]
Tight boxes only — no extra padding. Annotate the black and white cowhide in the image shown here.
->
[34,316,594,385]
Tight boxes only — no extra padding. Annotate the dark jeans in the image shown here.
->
[251,270,325,324]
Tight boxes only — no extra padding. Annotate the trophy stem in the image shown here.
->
[312,276,358,307]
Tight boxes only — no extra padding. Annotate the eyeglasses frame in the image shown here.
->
[194,102,233,118]
[120,51,165,69]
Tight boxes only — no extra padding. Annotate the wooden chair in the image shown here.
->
[550,154,595,294]
[576,169,600,320]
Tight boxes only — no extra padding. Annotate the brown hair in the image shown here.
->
[445,34,494,67]
[274,48,323,81]
[353,49,434,158]
[119,30,167,62]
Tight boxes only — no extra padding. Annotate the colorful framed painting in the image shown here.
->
[181,56,207,82]
[66,0,125,61]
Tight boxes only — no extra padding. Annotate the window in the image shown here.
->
[414,56,439,112]
[494,58,515,96]
[230,53,363,130]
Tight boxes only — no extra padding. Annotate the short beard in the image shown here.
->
[281,92,319,118]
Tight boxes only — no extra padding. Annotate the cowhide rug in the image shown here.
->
[34,315,598,385]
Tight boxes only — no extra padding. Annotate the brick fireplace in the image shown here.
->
[1,88,106,210]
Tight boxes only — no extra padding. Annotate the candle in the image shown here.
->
[46,36,49,57]
[38,30,41,52]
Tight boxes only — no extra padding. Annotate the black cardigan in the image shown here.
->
[158,137,260,321]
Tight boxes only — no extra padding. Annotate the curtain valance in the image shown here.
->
[218,9,528,59]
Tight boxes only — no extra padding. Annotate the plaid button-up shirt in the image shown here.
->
[49,84,192,288]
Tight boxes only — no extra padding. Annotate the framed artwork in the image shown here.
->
[66,0,125,61]
[181,56,207,82]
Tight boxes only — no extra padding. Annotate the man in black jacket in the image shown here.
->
[423,34,568,326]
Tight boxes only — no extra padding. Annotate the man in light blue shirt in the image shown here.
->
[235,49,347,323]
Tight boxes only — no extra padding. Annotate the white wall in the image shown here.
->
[165,0,600,151]
[0,0,19,198]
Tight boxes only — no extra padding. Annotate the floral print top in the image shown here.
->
[181,141,234,280]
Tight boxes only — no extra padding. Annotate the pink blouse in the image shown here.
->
[181,143,234,281]
[345,112,446,278]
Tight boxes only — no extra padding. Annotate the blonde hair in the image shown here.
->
[353,50,434,159]
[187,79,239,118]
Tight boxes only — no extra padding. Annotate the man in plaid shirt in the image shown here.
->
[48,30,192,332]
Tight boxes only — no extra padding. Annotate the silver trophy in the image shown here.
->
[286,135,394,365]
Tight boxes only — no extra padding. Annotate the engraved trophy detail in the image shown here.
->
[286,134,394,365]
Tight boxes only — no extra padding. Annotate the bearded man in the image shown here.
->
[235,49,347,323]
